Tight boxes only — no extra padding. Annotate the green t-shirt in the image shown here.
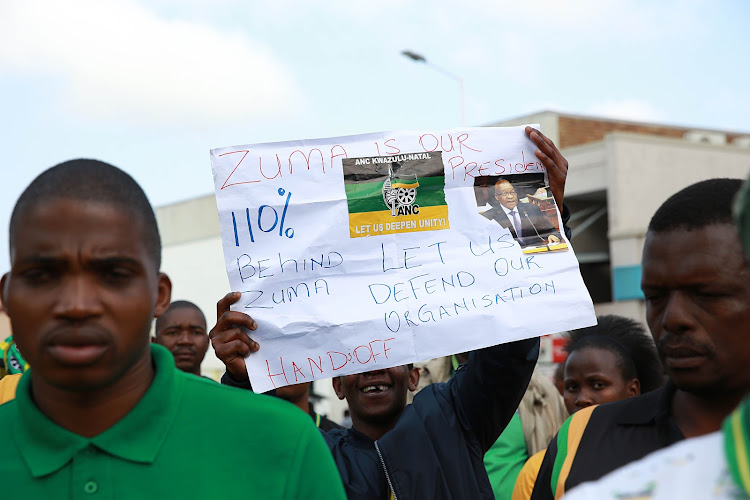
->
[1,344,345,499]
[483,411,528,500]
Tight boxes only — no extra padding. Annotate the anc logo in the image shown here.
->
[343,152,449,238]
[383,168,420,217]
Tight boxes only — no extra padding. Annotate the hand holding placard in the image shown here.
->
[209,292,258,383]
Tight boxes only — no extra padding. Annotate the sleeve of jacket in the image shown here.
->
[560,203,572,241]
[529,428,558,500]
[454,337,540,454]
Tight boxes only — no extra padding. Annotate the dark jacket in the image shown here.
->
[530,383,682,500]
[322,338,539,500]
[312,407,343,432]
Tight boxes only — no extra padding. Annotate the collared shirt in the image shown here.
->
[2,344,345,499]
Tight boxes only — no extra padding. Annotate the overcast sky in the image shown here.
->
[1,0,748,269]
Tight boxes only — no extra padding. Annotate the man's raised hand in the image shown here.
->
[525,126,568,209]
[209,292,259,382]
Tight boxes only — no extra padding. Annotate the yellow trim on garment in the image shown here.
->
[731,410,750,492]
[554,405,597,500]
[0,374,21,406]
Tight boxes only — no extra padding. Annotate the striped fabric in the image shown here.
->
[723,397,750,495]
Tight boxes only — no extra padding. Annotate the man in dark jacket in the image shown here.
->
[326,339,539,499]
[211,291,538,499]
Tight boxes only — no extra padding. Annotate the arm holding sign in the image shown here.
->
[210,292,258,389]
[526,126,571,241]
[373,338,540,498]
[526,127,567,211]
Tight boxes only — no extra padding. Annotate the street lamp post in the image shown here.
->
[401,50,465,127]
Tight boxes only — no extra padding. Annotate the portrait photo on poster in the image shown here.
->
[474,173,568,253]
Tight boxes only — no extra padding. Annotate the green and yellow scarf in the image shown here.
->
[724,397,750,495]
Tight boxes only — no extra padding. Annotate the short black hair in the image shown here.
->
[155,300,206,334]
[564,315,664,394]
[648,178,743,233]
[9,159,161,269]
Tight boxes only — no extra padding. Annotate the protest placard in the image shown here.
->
[210,126,596,392]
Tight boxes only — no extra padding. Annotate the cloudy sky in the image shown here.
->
[1,0,747,268]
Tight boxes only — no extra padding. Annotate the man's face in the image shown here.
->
[641,223,750,397]
[333,366,419,429]
[494,181,518,210]
[0,198,171,392]
[154,307,208,375]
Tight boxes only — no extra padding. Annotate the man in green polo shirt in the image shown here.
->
[0,159,345,499]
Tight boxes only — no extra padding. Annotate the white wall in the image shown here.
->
[607,133,750,268]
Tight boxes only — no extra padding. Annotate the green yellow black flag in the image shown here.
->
[343,151,450,238]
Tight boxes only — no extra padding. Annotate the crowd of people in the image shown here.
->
[1,126,750,499]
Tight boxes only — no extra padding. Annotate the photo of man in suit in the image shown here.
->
[482,179,561,248]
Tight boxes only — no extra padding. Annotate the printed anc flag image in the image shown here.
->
[343,151,450,238]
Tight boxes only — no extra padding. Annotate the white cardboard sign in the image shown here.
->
[210,126,596,392]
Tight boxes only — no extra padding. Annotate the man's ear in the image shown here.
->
[153,272,172,318]
[0,273,7,314]
[332,377,346,400]
[627,378,641,398]
[408,366,420,392]
[151,336,158,344]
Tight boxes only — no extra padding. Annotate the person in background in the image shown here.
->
[153,300,209,377]
[561,315,664,415]
[530,178,750,499]
[512,315,664,500]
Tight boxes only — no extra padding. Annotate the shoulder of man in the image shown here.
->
[547,388,673,497]
[177,371,345,496]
